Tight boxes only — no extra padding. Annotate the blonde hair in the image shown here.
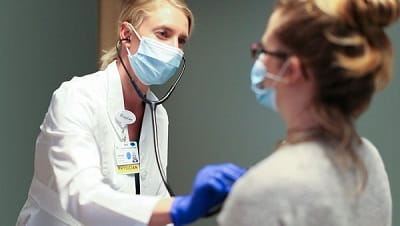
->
[275,0,400,193]
[99,0,194,70]
[314,0,400,89]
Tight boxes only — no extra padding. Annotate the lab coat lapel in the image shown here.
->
[103,61,167,166]
[140,90,157,147]
[104,61,166,145]
[105,61,126,141]
[139,90,168,161]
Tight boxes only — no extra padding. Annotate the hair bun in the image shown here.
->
[338,0,400,30]
[315,0,400,29]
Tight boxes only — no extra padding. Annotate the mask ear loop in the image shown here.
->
[126,23,142,41]
[124,23,142,58]
[278,58,291,77]
[117,39,148,102]
[266,58,291,87]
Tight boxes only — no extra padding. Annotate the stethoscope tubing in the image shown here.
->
[117,41,221,216]
[117,40,185,196]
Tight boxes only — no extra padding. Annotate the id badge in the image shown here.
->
[114,141,140,174]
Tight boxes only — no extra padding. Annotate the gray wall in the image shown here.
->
[1,0,399,226]
[0,0,98,225]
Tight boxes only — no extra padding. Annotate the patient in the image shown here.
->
[218,0,399,225]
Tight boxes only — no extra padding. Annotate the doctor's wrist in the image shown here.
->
[148,198,174,226]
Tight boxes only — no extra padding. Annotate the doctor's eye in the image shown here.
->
[178,37,187,45]
[155,29,170,39]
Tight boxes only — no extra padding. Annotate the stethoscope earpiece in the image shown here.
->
[121,38,131,42]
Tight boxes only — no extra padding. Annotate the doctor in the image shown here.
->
[17,0,246,225]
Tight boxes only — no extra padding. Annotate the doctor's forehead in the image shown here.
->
[142,4,189,36]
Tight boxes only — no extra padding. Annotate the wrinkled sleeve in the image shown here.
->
[43,83,160,226]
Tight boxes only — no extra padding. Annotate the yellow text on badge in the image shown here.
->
[117,164,139,174]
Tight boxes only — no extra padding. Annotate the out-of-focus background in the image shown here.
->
[1,0,399,225]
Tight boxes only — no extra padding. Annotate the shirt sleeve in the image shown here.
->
[42,82,161,226]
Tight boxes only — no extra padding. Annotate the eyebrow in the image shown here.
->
[155,25,189,40]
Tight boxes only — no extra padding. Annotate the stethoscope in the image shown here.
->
[117,39,222,216]
[117,38,183,197]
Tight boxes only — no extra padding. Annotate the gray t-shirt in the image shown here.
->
[218,138,392,226]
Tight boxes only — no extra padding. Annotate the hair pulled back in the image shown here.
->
[275,0,400,192]
[99,0,194,70]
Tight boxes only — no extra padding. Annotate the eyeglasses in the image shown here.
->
[251,42,288,60]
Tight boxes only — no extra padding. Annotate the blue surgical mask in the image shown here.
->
[126,24,184,85]
[250,55,289,111]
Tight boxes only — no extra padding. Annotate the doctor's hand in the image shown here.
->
[170,163,246,225]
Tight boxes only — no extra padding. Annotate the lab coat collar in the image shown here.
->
[105,61,160,142]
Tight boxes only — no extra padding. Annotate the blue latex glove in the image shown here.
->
[170,163,246,225]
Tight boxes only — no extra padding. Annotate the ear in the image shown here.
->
[119,22,132,43]
[280,56,305,85]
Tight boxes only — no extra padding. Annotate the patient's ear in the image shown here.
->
[281,56,305,85]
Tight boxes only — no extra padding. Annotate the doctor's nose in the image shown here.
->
[168,38,180,49]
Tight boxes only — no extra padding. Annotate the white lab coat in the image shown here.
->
[17,61,170,226]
